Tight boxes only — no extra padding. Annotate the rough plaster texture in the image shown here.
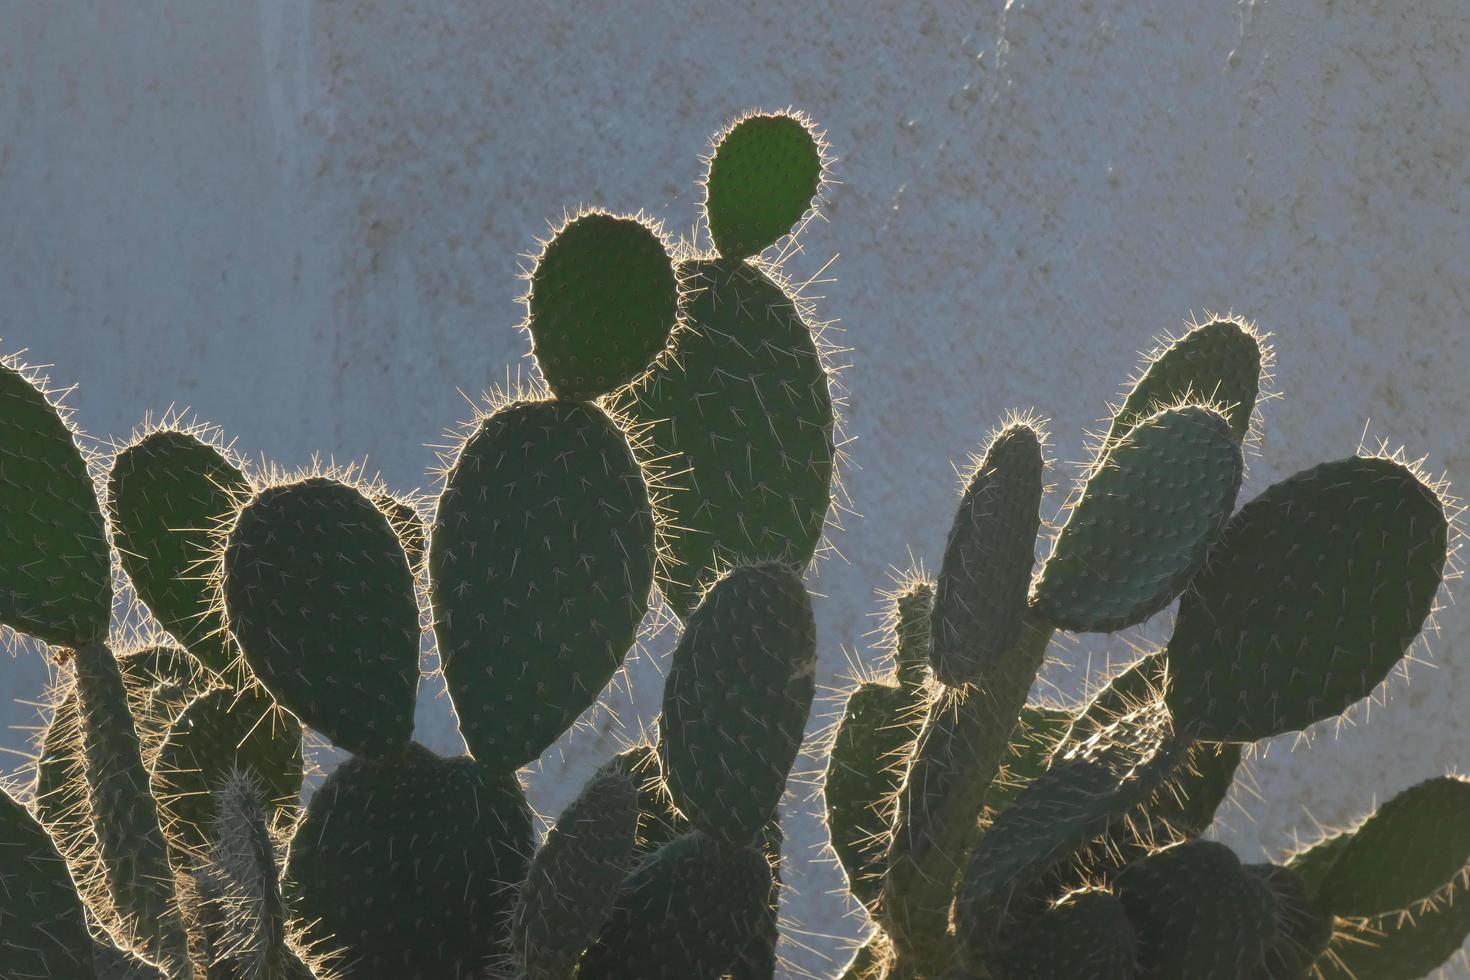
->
[2,1,1468,975]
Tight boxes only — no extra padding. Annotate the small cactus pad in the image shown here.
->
[0,363,111,647]
[1313,776,1470,917]
[660,562,816,843]
[1034,405,1242,633]
[0,787,95,980]
[621,258,834,618]
[578,830,774,979]
[153,686,304,856]
[107,429,250,675]
[985,889,1137,980]
[284,743,532,979]
[893,579,935,687]
[1166,456,1449,741]
[432,399,655,771]
[224,477,419,758]
[983,704,1074,814]
[527,213,679,399]
[1318,881,1470,980]
[1114,840,1278,980]
[513,762,640,980]
[611,744,687,857]
[957,693,1188,954]
[930,422,1044,685]
[1247,863,1333,980]
[1106,317,1264,447]
[704,111,823,259]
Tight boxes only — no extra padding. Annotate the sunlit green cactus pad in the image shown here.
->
[704,110,824,259]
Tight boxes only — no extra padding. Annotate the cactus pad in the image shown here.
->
[611,744,687,857]
[1166,456,1449,741]
[930,421,1044,685]
[284,742,532,979]
[985,889,1137,980]
[107,429,250,675]
[513,762,640,980]
[621,258,833,618]
[578,830,774,979]
[527,212,679,400]
[1248,863,1333,980]
[660,562,816,843]
[0,362,111,648]
[1320,882,1470,980]
[224,477,419,758]
[704,111,823,259]
[432,398,655,771]
[1034,405,1242,633]
[0,787,95,980]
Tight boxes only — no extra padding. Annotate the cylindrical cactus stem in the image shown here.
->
[72,642,193,978]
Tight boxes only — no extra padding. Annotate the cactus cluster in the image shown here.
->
[0,106,1463,980]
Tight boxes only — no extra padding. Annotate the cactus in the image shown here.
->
[703,110,827,260]
[0,786,96,979]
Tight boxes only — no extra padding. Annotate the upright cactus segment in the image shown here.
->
[223,477,419,758]
[1033,404,1242,633]
[703,110,825,259]
[1166,454,1449,741]
[107,427,251,676]
[0,786,96,980]
[0,359,111,648]
[660,561,816,843]
[512,760,640,980]
[431,397,656,771]
[621,258,835,618]
[930,419,1044,685]
[579,830,775,979]
[525,212,680,400]
[284,743,532,979]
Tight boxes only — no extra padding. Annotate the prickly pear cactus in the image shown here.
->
[0,786,96,979]
[704,110,826,259]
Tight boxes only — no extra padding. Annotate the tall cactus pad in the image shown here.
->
[0,363,110,647]
[0,788,95,980]
[1319,882,1470,980]
[623,258,834,618]
[225,477,419,758]
[579,830,774,979]
[1248,863,1333,980]
[660,562,816,843]
[1166,456,1448,741]
[107,429,250,675]
[527,213,679,400]
[513,763,640,980]
[1034,405,1242,633]
[1313,776,1470,917]
[432,399,655,771]
[284,743,532,979]
[1114,840,1278,980]
[1106,318,1264,447]
[154,686,304,856]
[704,111,823,259]
[72,645,191,976]
[984,890,1137,980]
[931,421,1044,685]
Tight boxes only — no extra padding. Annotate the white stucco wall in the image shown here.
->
[3,2,1468,975]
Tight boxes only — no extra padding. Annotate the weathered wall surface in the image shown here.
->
[2,2,1467,975]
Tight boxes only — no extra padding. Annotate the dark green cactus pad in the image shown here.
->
[107,429,251,675]
[1034,405,1242,633]
[984,704,1074,814]
[660,562,816,843]
[1312,776,1470,917]
[620,258,834,619]
[985,889,1137,980]
[1114,840,1278,980]
[578,830,774,980]
[956,693,1189,955]
[1106,317,1265,448]
[0,362,111,648]
[611,744,687,856]
[512,762,639,980]
[0,787,95,980]
[892,579,935,687]
[728,822,783,980]
[153,685,304,856]
[930,422,1044,686]
[1318,881,1470,980]
[432,399,655,771]
[224,477,419,758]
[1247,863,1333,980]
[527,212,679,400]
[284,743,532,979]
[704,111,823,259]
[1166,455,1449,741]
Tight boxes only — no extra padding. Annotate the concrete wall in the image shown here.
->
[3,2,1467,975]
